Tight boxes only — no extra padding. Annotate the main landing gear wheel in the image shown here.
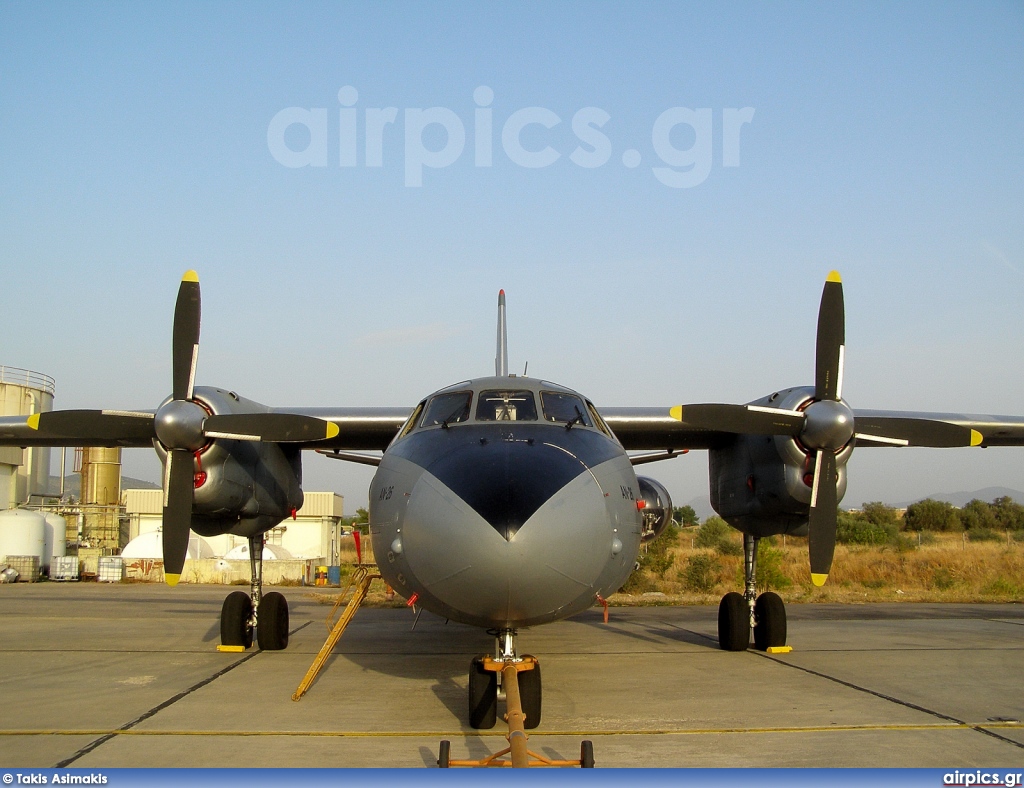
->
[718,591,749,651]
[753,591,787,651]
[220,591,253,648]
[519,654,542,730]
[256,591,289,651]
[468,654,498,729]
[437,740,451,768]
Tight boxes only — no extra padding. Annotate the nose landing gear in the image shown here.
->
[445,628,592,768]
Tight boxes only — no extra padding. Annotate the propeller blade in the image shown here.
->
[162,449,195,586]
[27,410,155,443]
[815,271,845,402]
[854,417,982,448]
[808,449,838,585]
[172,271,201,401]
[670,404,804,436]
[203,413,341,442]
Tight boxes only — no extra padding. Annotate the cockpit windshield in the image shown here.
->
[421,391,472,428]
[476,390,538,421]
[540,391,593,427]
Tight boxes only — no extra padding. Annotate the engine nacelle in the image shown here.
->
[708,386,852,537]
[154,386,304,537]
[637,476,674,543]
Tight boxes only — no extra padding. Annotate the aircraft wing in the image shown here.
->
[600,406,1024,451]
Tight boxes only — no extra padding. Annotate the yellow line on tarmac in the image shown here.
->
[1,722,1018,737]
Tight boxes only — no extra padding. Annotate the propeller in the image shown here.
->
[669,271,982,586]
[25,270,339,587]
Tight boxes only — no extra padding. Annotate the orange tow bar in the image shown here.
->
[438,657,594,768]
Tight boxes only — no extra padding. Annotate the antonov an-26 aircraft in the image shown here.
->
[3,270,1024,729]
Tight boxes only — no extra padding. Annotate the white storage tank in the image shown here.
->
[43,513,67,570]
[0,509,46,564]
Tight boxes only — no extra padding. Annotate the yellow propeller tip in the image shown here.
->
[669,405,683,421]
[26,413,41,430]
[826,270,842,283]
[182,270,199,283]
[164,573,181,587]
[970,429,983,447]
[811,573,828,587]
[326,422,340,439]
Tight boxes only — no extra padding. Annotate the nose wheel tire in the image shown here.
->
[753,591,787,650]
[468,654,498,729]
[717,591,750,651]
[220,591,253,648]
[519,655,542,729]
[256,591,289,651]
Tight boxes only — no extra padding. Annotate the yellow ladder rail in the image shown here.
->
[292,571,380,701]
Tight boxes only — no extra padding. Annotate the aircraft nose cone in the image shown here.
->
[424,433,588,540]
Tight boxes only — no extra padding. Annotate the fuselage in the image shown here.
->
[368,376,643,629]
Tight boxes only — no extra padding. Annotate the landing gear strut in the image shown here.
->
[717,534,787,652]
[218,533,289,651]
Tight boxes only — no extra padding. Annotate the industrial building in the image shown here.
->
[0,365,348,583]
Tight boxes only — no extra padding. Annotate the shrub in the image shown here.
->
[837,510,897,545]
[981,578,1023,597]
[932,567,956,590]
[967,528,1001,543]
[746,543,791,592]
[682,554,721,593]
[716,538,743,557]
[695,516,730,548]
[1012,530,1024,543]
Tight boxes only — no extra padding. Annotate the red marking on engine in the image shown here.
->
[290,507,297,520]
[193,471,207,488]
[407,592,419,607]
[636,500,647,510]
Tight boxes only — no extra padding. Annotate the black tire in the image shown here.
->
[518,656,542,730]
[256,591,289,651]
[220,591,253,648]
[580,740,595,768]
[468,655,497,729]
[753,591,787,650]
[717,592,749,651]
[437,740,450,768]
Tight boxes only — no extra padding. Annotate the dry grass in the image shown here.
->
[611,530,1024,605]
[311,530,1024,608]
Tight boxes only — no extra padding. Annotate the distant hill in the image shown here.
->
[47,474,160,498]
[893,487,1024,509]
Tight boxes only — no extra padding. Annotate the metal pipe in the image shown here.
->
[502,661,529,768]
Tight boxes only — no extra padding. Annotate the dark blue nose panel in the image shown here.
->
[392,424,622,540]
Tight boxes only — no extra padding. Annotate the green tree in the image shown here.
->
[960,499,998,531]
[991,497,1024,531]
[904,499,961,532]
[673,505,699,527]
[836,508,897,545]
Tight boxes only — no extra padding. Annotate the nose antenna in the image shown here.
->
[495,289,508,377]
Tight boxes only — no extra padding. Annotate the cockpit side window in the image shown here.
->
[395,401,425,442]
[476,390,538,421]
[540,391,593,427]
[586,400,614,438]
[421,391,473,428]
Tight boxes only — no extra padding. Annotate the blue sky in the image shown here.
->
[1,2,1022,510]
